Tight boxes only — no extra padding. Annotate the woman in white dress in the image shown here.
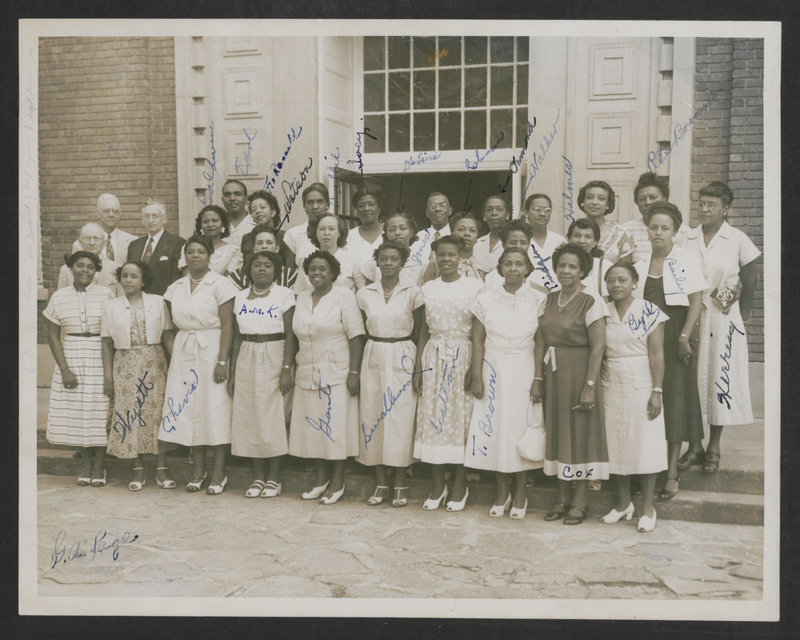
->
[44,251,115,486]
[228,250,296,498]
[412,235,484,511]
[179,206,242,277]
[600,264,668,532]
[566,218,612,298]
[356,211,424,288]
[465,247,546,519]
[347,185,386,283]
[683,182,761,474]
[418,213,484,285]
[287,250,366,504]
[160,235,238,495]
[356,241,425,507]
[294,213,356,294]
[473,195,512,274]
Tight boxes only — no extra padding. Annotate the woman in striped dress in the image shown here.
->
[228,250,296,498]
[44,251,115,486]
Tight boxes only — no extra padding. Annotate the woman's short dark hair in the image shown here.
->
[302,249,341,282]
[647,202,683,231]
[184,234,215,256]
[351,184,385,213]
[244,250,284,283]
[115,260,153,289]
[577,180,616,215]
[307,213,348,249]
[482,194,512,219]
[248,190,281,215]
[552,242,593,279]
[523,193,552,211]
[567,218,603,258]
[451,212,482,230]
[66,250,102,271]
[222,179,248,197]
[499,219,534,243]
[604,262,639,283]
[195,205,231,239]
[634,172,669,202]
[699,181,734,207]
[302,182,329,205]
[431,234,466,254]
[373,240,410,267]
[242,224,281,257]
[496,247,534,278]
[382,211,420,247]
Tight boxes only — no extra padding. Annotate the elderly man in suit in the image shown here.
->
[72,193,136,262]
[58,222,123,296]
[126,198,185,296]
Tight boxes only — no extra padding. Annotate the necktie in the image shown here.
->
[433,230,441,241]
[106,234,114,261]
[143,237,154,264]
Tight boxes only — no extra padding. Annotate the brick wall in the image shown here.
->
[38,37,178,342]
[690,37,764,362]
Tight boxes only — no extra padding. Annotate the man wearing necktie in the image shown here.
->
[409,192,453,268]
[126,198,185,296]
[71,193,136,262]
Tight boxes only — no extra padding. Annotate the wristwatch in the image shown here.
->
[217,360,227,366]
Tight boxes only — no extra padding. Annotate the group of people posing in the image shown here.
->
[44,172,760,533]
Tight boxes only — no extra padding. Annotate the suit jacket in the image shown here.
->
[72,228,137,262]
[127,231,185,296]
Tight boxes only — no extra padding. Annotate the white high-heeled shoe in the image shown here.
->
[422,486,448,510]
[302,480,330,500]
[638,509,657,532]
[489,493,512,517]
[446,487,469,512]
[510,498,528,520]
[319,484,345,505]
[600,502,635,524]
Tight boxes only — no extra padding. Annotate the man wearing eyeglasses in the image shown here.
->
[59,222,124,295]
[71,194,137,263]
[126,198,185,295]
[409,192,453,267]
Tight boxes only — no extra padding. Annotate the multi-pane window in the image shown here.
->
[362,36,530,154]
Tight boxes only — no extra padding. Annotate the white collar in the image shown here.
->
[147,229,165,245]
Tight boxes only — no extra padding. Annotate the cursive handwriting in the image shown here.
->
[281,156,314,220]
[509,119,538,174]
[346,128,378,176]
[648,94,717,175]
[561,465,595,480]
[306,369,335,442]
[466,132,505,171]
[404,149,443,173]
[428,348,461,435]
[197,120,217,206]
[265,127,302,192]
[529,243,557,291]
[161,369,199,433]
[714,321,745,409]
[472,435,489,457]
[362,356,432,449]
[522,110,561,202]
[326,147,342,209]
[477,360,498,437]
[235,128,258,175]
[410,228,432,267]
[51,529,139,568]
[561,155,575,222]
[628,301,662,340]
[112,371,154,443]
[664,257,687,296]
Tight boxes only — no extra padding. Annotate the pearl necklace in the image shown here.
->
[190,272,208,284]
[252,283,273,296]
[557,286,580,308]
[382,282,398,299]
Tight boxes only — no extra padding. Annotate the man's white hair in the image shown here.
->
[80,222,106,238]
[96,193,120,209]
[142,197,166,216]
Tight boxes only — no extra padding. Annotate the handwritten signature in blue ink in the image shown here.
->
[715,321,745,409]
[628,300,662,340]
[346,128,378,176]
[648,94,717,175]
[477,359,498,438]
[664,257,687,296]
[410,228,432,267]
[281,157,314,219]
[472,435,489,457]
[522,110,561,202]
[326,147,342,209]
[561,465,595,480]
[161,368,199,433]
[197,120,217,206]
[509,119,538,174]
[362,356,431,449]
[235,128,258,175]
[529,243,557,291]
[112,371,154,443]
[561,155,576,222]
[306,369,335,442]
[51,529,139,568]
[265,127,302,192]
[238,302,278,317]
[428,348,461,435]
[466,132,505,171]
[404,149,443,173]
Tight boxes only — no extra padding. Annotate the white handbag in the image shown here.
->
[517,401,546,462]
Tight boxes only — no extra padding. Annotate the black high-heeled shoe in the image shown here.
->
[544,502,569,521]
[563,505,588,526]
[659,475,680,500]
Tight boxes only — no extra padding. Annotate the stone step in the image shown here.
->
[37,449,763,526]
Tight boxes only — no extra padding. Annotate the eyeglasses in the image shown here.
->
[142,214,163,220]
[699,202,719,211]
[531,207,552,214]
[428,203,449,211]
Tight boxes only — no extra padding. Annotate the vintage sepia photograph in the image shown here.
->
[19,19,780,619]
